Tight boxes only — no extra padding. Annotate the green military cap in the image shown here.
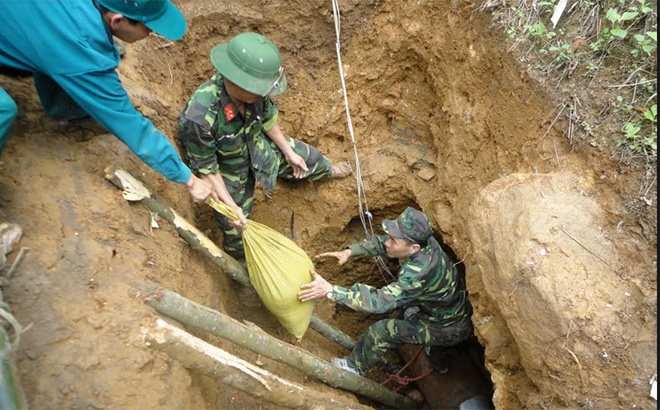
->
[210,32,287,97]
[382,207,433,244]
[97,0,187,40]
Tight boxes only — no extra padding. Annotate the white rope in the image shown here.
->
[331,0,394,280]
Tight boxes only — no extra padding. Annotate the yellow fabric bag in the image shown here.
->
[209,200,315,340]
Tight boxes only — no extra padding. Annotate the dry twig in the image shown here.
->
[558,226,622,275]
[562,346,585,386]
[3,247,29,280]
[542,103,567,139]
[562,318,574,348]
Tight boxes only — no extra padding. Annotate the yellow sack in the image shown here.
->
[209,200,315,340]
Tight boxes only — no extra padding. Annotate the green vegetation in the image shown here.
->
[482,0,657,166]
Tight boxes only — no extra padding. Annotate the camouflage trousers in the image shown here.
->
[347,313,473,375]
[214,136,333,259]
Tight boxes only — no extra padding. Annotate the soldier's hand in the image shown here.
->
[228,206,248,231]
[298,269,333,302]
[315,249,351,266]
[185,174,212,202]
[285,152,309,179]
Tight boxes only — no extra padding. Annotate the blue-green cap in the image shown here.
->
[382,207,433,244]
[97,0,186,40]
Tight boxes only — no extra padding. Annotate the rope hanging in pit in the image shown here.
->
[330,0,394,280]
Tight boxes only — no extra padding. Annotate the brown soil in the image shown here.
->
[0,0,655,409]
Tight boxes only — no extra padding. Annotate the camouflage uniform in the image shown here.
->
[328,208,473,374]
[178,73,333,258]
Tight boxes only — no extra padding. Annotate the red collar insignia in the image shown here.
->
[224,104,236,121]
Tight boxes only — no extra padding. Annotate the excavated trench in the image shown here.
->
[0,0,656,409]
[164,1,543,407]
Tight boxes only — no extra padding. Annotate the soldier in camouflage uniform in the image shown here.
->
[178,32,350,259]
[298,207,473,375]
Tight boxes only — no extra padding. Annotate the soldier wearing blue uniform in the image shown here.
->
[0,0,211,201]
[299,207,473,375]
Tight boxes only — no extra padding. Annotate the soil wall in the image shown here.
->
[0,0,655,409]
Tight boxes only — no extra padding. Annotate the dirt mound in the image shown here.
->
[468,172,656,409]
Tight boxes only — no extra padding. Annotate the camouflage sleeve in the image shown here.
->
[331,270,425,314]
[331,252,431,314]
[261,97,279,132]
[348,235,389,258]
[177,116,219,174]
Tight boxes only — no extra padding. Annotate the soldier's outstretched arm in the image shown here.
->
[51,69,211,201]
[315,249,352,265]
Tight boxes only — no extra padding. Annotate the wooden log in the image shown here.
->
[309,315,355,351]
[144,318,373,409]
[104,166,355,349]
[104,166,249,286]
[143,285,416,409]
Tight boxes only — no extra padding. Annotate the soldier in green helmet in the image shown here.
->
[298,207,474,376]
[178,32,351,260]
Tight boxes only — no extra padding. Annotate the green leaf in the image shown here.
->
[641,6,652,13]
[652,141,657,150]
[625,122,641,136]
[642,44,654,53]
[644,111,655,121]
[647,31,657,41]
[617,95,624,102]
[537,22,546,34]
[606,8,620,23]
[611,28,628,38]
[634,34,646,42]
[621,11,639,20]
[644,105,658,122]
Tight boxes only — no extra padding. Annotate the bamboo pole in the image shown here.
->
[309,315,355,351]
[104,166,356,350]
[143,285,416,409]
[143,318,373,410]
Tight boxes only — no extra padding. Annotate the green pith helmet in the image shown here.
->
[211,32,287,97]
[97,0,186,40]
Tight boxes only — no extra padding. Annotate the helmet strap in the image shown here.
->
[263,66,285,97]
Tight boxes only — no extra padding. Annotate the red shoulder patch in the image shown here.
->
[224,104,236,121]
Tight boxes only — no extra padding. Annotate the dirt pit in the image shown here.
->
[0,0,656,409]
